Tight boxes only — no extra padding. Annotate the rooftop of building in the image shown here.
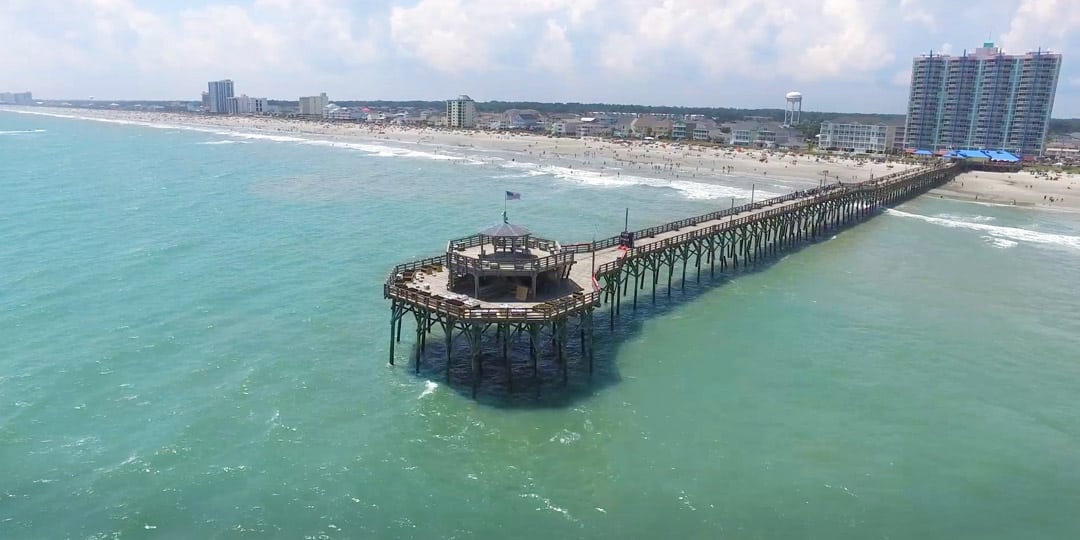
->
[916,42,1061,59]
[821,119,899,127]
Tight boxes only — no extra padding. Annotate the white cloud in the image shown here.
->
[1001,0,1080,53]
[0,0,379,97]
[596,33,641,75]
[793,0,896,79]
[388,0,596,73]
[591,0,895,81]
[531,20,575,73]
[0,0,1076,115]
[899,0,936,30]
[387,0,895,81]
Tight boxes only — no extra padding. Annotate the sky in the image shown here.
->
[1,0,1078,116]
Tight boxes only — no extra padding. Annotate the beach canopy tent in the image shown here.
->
[957,150,990,161]
[945,149,1021,162]
[913,149,933,156]
[984,150,1020,162]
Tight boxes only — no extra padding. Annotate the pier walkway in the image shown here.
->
[384,162,960,395]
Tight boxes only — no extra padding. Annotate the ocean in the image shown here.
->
[2,110,1079,539]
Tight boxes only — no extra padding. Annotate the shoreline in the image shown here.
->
[930,170,1080,212]
[6,105,1078,213]
[2,106,914,194]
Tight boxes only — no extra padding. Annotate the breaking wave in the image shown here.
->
[0,129,46,135]
[886,209,1080,250]
[8,108,783,200]
[501,161,777,201]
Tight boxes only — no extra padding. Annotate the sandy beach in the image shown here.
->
[13,106,1079,213]
[5,106,916,193]
[931,170,1080,212]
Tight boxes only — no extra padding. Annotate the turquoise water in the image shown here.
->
[2,111,1080,538]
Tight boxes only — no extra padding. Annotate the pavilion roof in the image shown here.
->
[479,222,531,238]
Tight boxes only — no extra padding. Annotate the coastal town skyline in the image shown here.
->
[1,0,1078,116]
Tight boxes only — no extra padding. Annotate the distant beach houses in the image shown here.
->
[0,91,34,105]
[180,81,952,154]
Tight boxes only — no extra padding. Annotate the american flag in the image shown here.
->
[505,191,521,200]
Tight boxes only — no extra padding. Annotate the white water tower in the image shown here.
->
[784,91,802,126]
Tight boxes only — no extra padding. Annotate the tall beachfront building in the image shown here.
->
[299,93,328,117]
[446,95,477,128]
[0,91,33,104]
[904,42,1061,157]
[207,80,234,114]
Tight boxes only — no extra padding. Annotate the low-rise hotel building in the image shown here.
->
[818,122,901,153]
[226,95,267,115]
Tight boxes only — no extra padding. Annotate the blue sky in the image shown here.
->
[1,0,1077,116]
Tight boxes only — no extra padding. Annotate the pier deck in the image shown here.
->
[397,196,805,310]
[389,186,821,316]
[384,162,961,394]
[565,194,810,287]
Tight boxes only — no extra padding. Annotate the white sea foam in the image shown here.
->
[7,109,470,162]
[197,140,251,145]
[211,131,309,143]
[0,129,46,135]
[418,380,438,399]
[501,160,777,201]
[6,109,781,200]
[936,213,996,223]
[982,236,1018,249]
[293,138,466,161]
[886,209,1080,250]
[8,109,220,133]
[492,170,548,179]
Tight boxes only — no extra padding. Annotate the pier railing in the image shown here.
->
[387,254,449,281]
[446,234,561,253]
[562,163,949,257]
[384,252,598,322]
[591,163,954,276]
[447,250,575,275]
[384,280,600,322]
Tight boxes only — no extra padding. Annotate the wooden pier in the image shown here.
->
[384,162,960,396]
